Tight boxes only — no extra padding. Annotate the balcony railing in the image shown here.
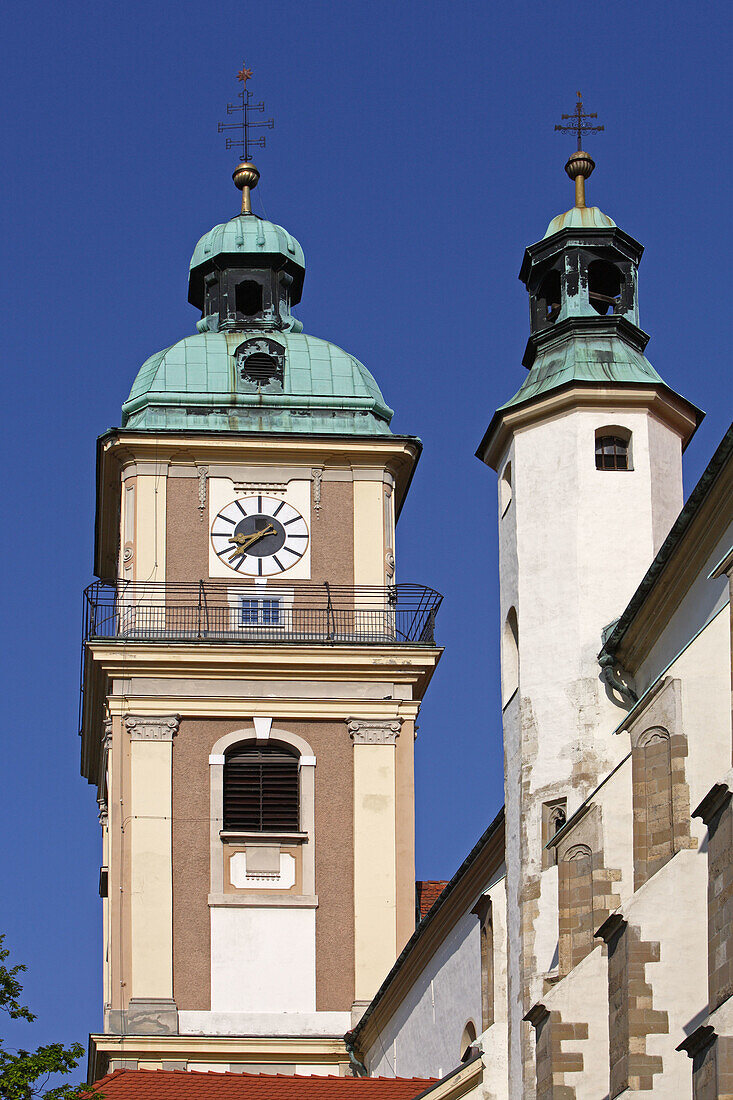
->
[82,581,442,647]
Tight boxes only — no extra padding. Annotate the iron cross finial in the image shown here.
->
[554,91,604,152]
[218,64,274,165]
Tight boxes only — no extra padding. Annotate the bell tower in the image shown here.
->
[82,71,442,1081]
[476,109,702,1096]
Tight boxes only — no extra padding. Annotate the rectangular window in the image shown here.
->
[239,597,282,627]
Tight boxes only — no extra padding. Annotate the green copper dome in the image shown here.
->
[121,331,394,435]
[500,330,663,412]
[190,214,305,272]
[544,205,616,238]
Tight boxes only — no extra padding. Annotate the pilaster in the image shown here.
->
[349,718,401,1003]
[125,715,179,1025]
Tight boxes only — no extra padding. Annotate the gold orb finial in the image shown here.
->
[564,150,595,208]
[233,161,260,214]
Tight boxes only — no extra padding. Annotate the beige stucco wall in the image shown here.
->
[353,475,387,586]
[134,469,167,582]
[129,739,173,998]
[353,742,397,1002]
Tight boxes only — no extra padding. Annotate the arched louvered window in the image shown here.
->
[223,743,300,832]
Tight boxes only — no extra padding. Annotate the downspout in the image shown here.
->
[598,620,638,707]
[344,1035,368,1078]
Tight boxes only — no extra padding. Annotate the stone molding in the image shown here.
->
[347,718,402,745]
[677,1024,717,1058]
[124,715,180,741]
[693,777,732,825]
[106,998,179,1036]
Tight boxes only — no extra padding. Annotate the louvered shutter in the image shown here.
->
[223,745,299,831]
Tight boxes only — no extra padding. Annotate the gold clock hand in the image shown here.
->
[227,524,277,561]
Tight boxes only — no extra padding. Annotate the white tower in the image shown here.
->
[476,148,701,1095]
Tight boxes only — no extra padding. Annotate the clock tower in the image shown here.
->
[81,74,442,1081]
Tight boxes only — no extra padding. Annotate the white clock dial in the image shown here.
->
[210,495,310,577]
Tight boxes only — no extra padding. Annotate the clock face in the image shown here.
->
[210,495,310,577]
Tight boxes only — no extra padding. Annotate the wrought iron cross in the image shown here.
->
[218,64,274,163]
[554,92,604,151]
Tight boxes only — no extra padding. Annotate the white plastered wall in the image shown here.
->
[542,946,610,1100]
[497,404,686,1093]
[366,910,482,1079]
[210,907,316,1013]
[364,872,507,1086]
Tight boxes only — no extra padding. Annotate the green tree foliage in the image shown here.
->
[0,935,100,1099]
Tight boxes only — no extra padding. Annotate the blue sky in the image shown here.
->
[0,0,730,1071]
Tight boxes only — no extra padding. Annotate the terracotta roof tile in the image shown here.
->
[415,880,448,921]
[86,1069,437,1098]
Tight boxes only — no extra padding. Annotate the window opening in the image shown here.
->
[223,743,299,832]
[235,279,264,317]
[502,607,519,706]
[588,260,622,316]
[538,269,561,324]
[500,461,513,516]
[542,797,568,869]
[460,1021,477,1062]
[595,433,630,471]
[240,597,282,627]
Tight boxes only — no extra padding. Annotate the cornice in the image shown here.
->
[98,430,420,474]
[477,383,701,471]
[612,461,733,672]
[86,641,442,692]
[351,809,504,1053]
[89,1033,348,1058]
[106,697,421,722]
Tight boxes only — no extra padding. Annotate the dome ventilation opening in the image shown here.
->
[241,352,282,386]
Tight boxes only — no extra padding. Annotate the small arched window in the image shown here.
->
[460,1020,477,1062]
[500,461,512,516]
[595,428,631,471]
[501,608,519,706]
[223,743,299,832]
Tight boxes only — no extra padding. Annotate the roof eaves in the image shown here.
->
[346,806,504,1046]
[601,424,733,658]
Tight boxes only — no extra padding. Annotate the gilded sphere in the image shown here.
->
[233,161,261,192]
[564,151,595,180]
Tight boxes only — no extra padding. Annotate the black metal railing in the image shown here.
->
[82,581,442,647]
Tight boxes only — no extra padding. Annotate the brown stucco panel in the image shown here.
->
[172,717,355,1013]
[166,472,355,585]
[166,474,209,583]
[309,479,354,585]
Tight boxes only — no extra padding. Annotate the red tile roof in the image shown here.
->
[415,880,448,921]
[86,1070,437,1098]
